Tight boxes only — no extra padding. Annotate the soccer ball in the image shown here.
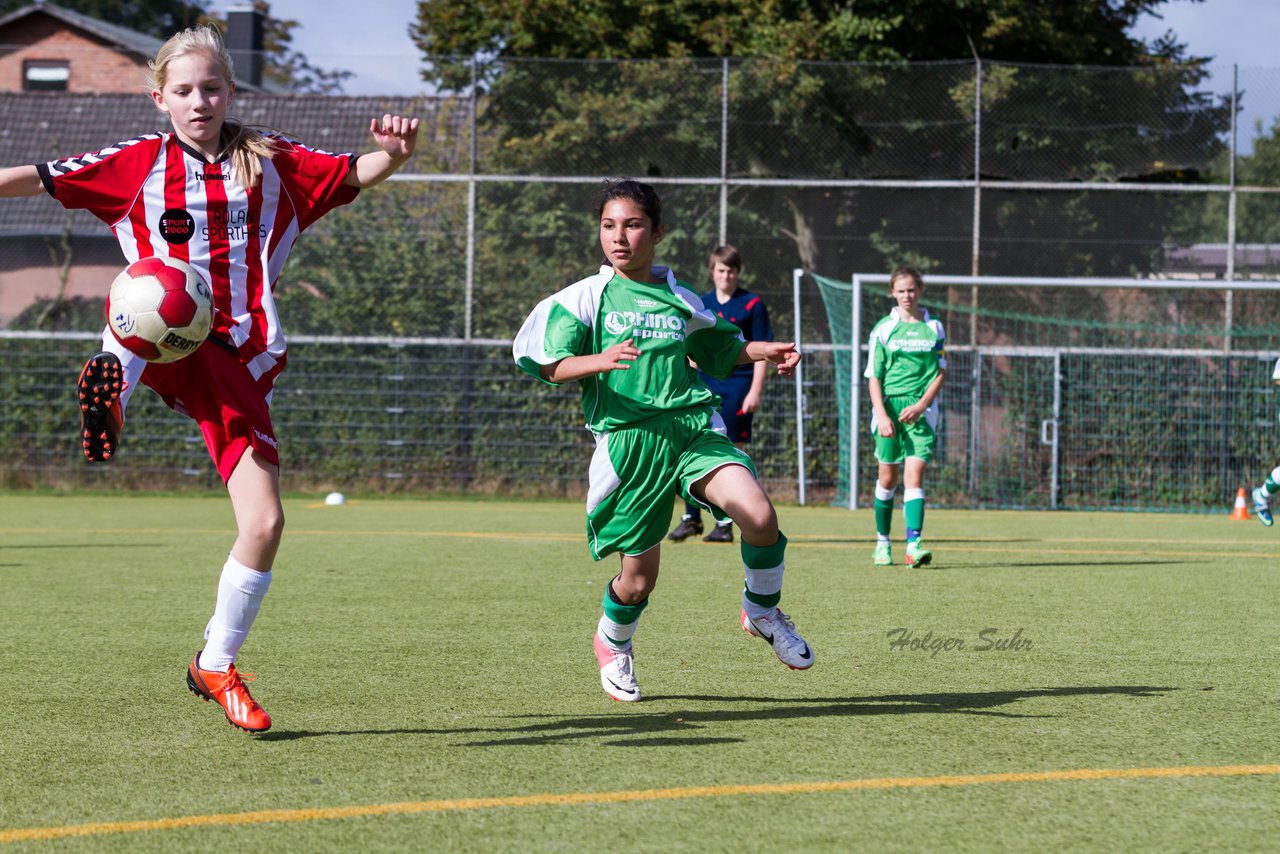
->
[106,257,213,363]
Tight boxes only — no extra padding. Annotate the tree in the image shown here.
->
[411,0,1225,286]
[1222,118,1280,246]
[0,0,209,39]
[413,0,1202,70]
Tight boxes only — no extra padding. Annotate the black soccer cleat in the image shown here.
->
[702,523,734,543]
[667,515,704,542]
[77,352,124,462]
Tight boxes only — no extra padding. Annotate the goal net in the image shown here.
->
[809,272,1280,512]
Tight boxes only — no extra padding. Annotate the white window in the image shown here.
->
[23,60,70,91]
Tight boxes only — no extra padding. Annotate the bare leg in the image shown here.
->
[614,543,661,604]
[226,449,285,571]
[694,464,778,546]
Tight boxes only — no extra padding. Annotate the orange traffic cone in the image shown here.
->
[1230,487,1250,520]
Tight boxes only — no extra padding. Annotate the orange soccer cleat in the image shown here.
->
[76,352,124,462]
[185,654,272,733]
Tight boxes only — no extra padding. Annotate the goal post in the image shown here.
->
[805,271,1280,512]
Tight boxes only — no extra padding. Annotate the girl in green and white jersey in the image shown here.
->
[513,179,813,702]
[864,266,947,567]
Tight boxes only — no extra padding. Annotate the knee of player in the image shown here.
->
[612,571,655,603]
[244,505,286,547]
[734,501,778,541]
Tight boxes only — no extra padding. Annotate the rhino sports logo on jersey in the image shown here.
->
[889,336,939,354]
[604,310,686,341]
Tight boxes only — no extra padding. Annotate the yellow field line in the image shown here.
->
[3,764,1276,844]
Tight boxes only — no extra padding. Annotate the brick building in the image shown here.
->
[0,3,470,328]
[0,1,271,93]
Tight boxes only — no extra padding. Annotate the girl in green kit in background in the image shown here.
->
[865,266,947,567]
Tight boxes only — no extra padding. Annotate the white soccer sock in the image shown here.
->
[199,554,272,673]
[742,565,784,620]
[597,614,638,648]
[99,332,146,411]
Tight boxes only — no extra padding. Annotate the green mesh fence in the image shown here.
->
[0,336,803,498]
[812,272,1280,511]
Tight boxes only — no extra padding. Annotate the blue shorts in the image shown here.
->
[702,372,755,443]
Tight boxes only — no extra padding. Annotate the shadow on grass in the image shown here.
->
[926,560,1206,569]
[258,685,1174,746]
[795,538,1045,546]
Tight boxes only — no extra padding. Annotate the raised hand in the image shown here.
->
[760,341,801,377]
[368,114,420,161]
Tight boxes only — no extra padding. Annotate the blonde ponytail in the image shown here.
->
[219,118,278,189]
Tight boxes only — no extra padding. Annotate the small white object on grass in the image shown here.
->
[324,492,346,506]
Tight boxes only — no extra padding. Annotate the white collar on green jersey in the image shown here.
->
[890,306,932,322]
[603,264,677,287]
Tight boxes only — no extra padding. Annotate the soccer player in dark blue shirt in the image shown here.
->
[668,245,774,543]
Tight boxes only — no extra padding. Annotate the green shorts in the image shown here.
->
[872,394,938,464]
[586,407,756,559]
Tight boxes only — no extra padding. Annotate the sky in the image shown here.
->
[260,0,1280,93]
[261,0,421,95]
[1130,0,1280,69]
[1130,0,1280,148]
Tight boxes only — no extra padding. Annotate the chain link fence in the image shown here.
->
[3,56,1280,506]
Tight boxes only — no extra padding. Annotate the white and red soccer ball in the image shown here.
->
[106,257,213,363]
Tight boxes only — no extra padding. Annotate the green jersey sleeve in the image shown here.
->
[512,267,613,384]
[675,284,747,376]
[865,316,892,381]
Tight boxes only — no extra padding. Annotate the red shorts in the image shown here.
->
[140,340,281,482]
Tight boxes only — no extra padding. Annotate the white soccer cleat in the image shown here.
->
[593,633,641,702]
[741,607,814,670]
[1253,487,1274,527]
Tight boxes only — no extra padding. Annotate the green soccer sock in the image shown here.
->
[904,488,925,541]
[874,499,894,538]
[874,483,895,538]
[1265,466,1280,496]
[741,533,787,614]
[598,578,648,648]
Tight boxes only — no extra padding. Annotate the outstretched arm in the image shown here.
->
[344,114,420,189]
[0,165,44,198]
[738,340,801,378]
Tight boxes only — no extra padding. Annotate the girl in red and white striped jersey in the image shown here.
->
[0,25,419,733]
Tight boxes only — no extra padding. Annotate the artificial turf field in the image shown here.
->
[0,494,1277,852]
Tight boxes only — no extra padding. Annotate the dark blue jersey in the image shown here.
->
[700,287,772,378]
[700,286,770,441]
